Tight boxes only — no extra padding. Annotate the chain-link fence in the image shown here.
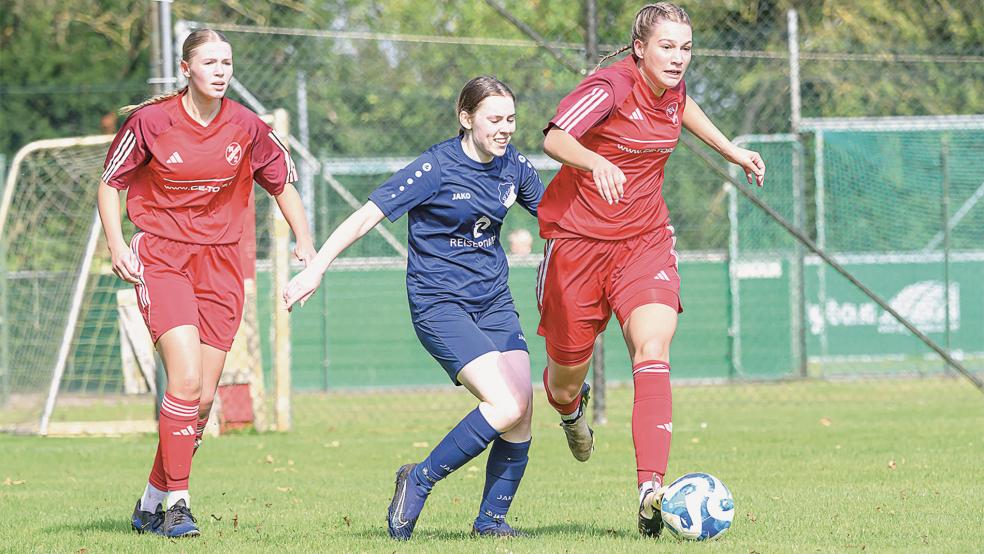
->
[160,1,984,416]
[2,2,982,433]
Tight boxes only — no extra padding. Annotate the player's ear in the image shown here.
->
[633,38,646,59]
[458,109,473,132]
[180,59,191,78]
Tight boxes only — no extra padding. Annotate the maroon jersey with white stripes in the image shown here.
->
[539,55,686,240]
[102,93,296,244]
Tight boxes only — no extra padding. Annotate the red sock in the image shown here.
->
[148,441,167,491]
[632,360,672,486]
[542,367,582,416]
[159,392,199,490]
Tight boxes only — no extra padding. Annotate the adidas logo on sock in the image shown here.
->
[629,108,644,121]
[172,425,195,436]
[166,152,184,164]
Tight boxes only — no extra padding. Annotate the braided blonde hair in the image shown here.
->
[119,29,229,117]
[594,3,691,72]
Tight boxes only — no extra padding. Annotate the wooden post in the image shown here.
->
[271,109,292,432]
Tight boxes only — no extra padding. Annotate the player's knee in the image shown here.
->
[634,337,671,363]
[168,370,202,399]
[550,381,586,405]
[489,393,528,431]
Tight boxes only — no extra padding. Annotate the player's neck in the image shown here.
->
[460,135,493,164]
[182,90,222,127]
[637,61,667,98]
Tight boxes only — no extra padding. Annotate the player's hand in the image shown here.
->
[109,243,142,284]
[590,156,626,205]
[727,146,766,187]
[293,241,317,268]
[283,266,324,312]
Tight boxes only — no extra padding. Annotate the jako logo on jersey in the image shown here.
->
[166,152,184,164]
[473,216,492,238]
[498,182,516,207]
[452,192,472,201]
[225,142,243,166]
[666,102,680,126]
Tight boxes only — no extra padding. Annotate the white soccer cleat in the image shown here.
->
[559,383,594,462]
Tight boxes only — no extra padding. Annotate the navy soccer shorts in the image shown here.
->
[412,294,528,384]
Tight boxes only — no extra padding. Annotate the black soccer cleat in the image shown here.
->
[387,464,429,540]
[471,520,527,538]
[161,499,200,538]
[638,484,665,538]
[130,500,165,535]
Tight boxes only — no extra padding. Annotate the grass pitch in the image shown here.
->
[2,378,982,553]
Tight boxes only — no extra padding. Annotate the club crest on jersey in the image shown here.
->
[498,182,517,208]
[666,102,680,126]
[225,142,243,166]
[473,216,492,239]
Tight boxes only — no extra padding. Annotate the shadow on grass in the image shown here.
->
[332,523,637,541]
[523,522,637,539]
[45,517,133,535]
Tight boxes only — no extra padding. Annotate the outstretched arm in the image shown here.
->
[682,95,765,186]
[274,182,316,265]
[282,201,386,310]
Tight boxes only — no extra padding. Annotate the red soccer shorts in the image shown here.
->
[536,225,682,365]
[129,231,244,352]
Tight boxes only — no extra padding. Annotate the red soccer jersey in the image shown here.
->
[539,55,686,240]
[102,93,296,244]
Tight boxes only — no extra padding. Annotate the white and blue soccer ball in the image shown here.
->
[660,472,735,540]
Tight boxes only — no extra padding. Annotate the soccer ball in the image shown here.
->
[660,472,735,540]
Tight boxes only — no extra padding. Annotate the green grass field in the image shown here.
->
[2,379,983,553]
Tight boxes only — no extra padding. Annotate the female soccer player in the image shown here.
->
[283,76,543,540]
[97,29,314,538]
[536,2,765,537]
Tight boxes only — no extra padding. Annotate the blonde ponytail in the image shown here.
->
[118,87,187,117]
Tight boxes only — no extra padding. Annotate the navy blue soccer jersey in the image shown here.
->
[368,137,544,318]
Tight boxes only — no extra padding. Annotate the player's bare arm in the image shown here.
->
[681,95,765,186]
[273,182,316,265]
[544,126,626,204]
[283,200,385,310]
[96,180,142,284]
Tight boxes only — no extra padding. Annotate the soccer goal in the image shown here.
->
[0,110,294,436]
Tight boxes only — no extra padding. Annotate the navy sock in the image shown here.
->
[475,437,531,528]
[411,407,500,493]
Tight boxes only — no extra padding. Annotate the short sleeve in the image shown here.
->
[368,152,441,222]
[251,126,296,196]
[544,77,616,138]
[102,114,151,190]
[514,152,544,217]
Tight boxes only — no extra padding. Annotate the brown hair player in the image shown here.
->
[97,28,314,538]
[535,2,765,538]
[284,76,544,540]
